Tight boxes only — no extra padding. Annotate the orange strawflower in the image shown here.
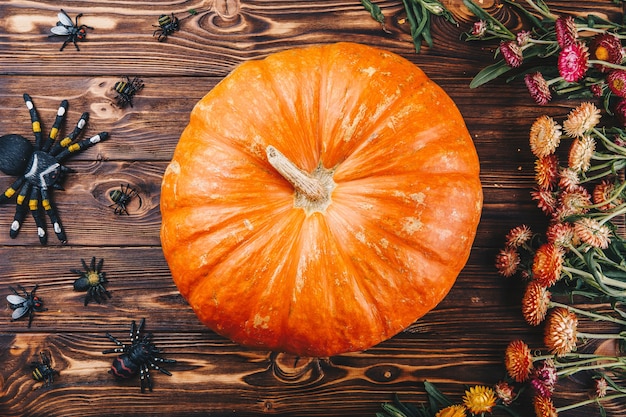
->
[494,381,515,406]
[568,135,596,172]
[545,222,575,247]
[532,243,564,287]
[573,217,611,249]
[435,404,467,417]
[505,224,533,248]
[558,167,580,192]
[544,307,578,356]
[563,102,601,138]
[530,115,562,158]
[495,248,520,277]
[462,385,497,414]
[534,395,558,417]
[505,339,533,382]
[522,280,552,326]
[535,155,560,190]
[593,180,620,211]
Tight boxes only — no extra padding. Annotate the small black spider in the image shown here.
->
[49,9,94,51]
[152,13,180,42]
[109,183,142,215]
[6,284,47,328]
[31,351,59,388]
[113,76,144,108]
[72,256,111,306]
[103,318,176,392]
[0,94,109,244]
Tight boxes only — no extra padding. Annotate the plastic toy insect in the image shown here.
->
[49,9,94,51]
[0,94,109,244]
[7,284,47,328]
[109,183,141,215]
[31,351,59,388]
[113,76,144,108]
[103,318,176,392]
[152,13,180,42]
[72,257,111,306]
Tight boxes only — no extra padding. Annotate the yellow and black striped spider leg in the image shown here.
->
[50,112,89,155]
[27,187,50,244]
[10,182,31,239]
[55,132,109,162]
[41,99,69,152]
[23,94,44,148]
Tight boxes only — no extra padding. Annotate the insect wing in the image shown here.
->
[11,305,28,320]
[50,25,71,35]
[57,10,74,27]
[6,294,26,306]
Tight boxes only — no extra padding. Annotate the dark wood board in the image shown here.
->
[1,1,625,416]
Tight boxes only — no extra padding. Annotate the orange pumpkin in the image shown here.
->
[160,42,482,357]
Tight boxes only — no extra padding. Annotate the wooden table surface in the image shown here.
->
[1,1,624,416]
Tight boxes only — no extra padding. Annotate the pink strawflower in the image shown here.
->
[614,99,626,127]
[558,42,589,82]
[590,82,605,97]
[516,30,531,46]
[607,70,626,97]
[472,20,487,37]
[555,16,577,48]
[524,72,552,105]
[530,359,558,397]
[500,40,523,68]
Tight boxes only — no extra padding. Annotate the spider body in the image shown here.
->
[6,284,47,327]
[153,13,180,42]
[109,183,141,215]
[113,76,144,108]
[31,351,59,387]
[72,257,111,306]
[103,318,176,392]
[49,9,93,51]
[0,94,109,244]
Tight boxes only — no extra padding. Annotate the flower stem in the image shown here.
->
[550,301,626,326]
[556,393,626,413]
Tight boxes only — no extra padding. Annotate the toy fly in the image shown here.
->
[49,9,94,51]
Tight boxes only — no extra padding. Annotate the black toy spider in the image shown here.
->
[152,13,180,42]
[31,351,59,388]
[72,256,111,306]
[113,76,144,108]
[49,9,94,51]
[109,183,142,215]
[103,318,176,392]
[6,284,47,328]
[0,94,109,244]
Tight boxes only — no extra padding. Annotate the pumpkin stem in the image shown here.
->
[266,146,336,215]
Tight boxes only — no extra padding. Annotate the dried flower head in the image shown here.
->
[595,377,608,398]
[535,155,559,190]
[615,98,626,127]
[495,247,520,277]
[505,339,533,382]
[555,187,591,221]
[530,359,558,398]
[500,40,524,68]
[534,395,558,417]
[573,217,612,249]
[555,16,577,48]
[435,405,467,417]
[494,381,515,406]
[568,136,596,172]
[563,102,601,138]
[531,188,557,216]
[530,115,562,158]
[471,20,487,38]
[525,72,552,105]
[558,167,580,192]
[532,243,564,287]
[522,280,551,326]
[544,307,578,356]
[506,224,532,248]
[608,69,626,98]
[590,82,605,97]
[546,222,576,247]
[558,42,589,83]
[517,30,531,47]
[591,33,624,72]
[593,180,620,211]
[462,385,497,414]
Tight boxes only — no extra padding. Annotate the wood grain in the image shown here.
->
[1,1,625,416]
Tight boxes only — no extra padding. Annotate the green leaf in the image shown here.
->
[423,381,453,407]
[469,60,512,88]
[380,403,410,417]
[361,0,386,25]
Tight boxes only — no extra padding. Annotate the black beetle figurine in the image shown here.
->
[31,351,59,388]
[113,76,144,108]
[72,257,111,306]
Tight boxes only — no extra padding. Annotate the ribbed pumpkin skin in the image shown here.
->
[160,42,482,357]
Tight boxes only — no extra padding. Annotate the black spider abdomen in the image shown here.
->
[110,354,140,379]
[24,151,63,189]
[0,134,33,176]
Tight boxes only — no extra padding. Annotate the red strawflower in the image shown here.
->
[500,40,523,68]
[472,20,487,37]
[525,72,552,105]
[558,42,589,82]
[607,70,626,97]
[590,33,624,72]
[614,99,626,127]
[590,82,605,97]
[555,16,577,48]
